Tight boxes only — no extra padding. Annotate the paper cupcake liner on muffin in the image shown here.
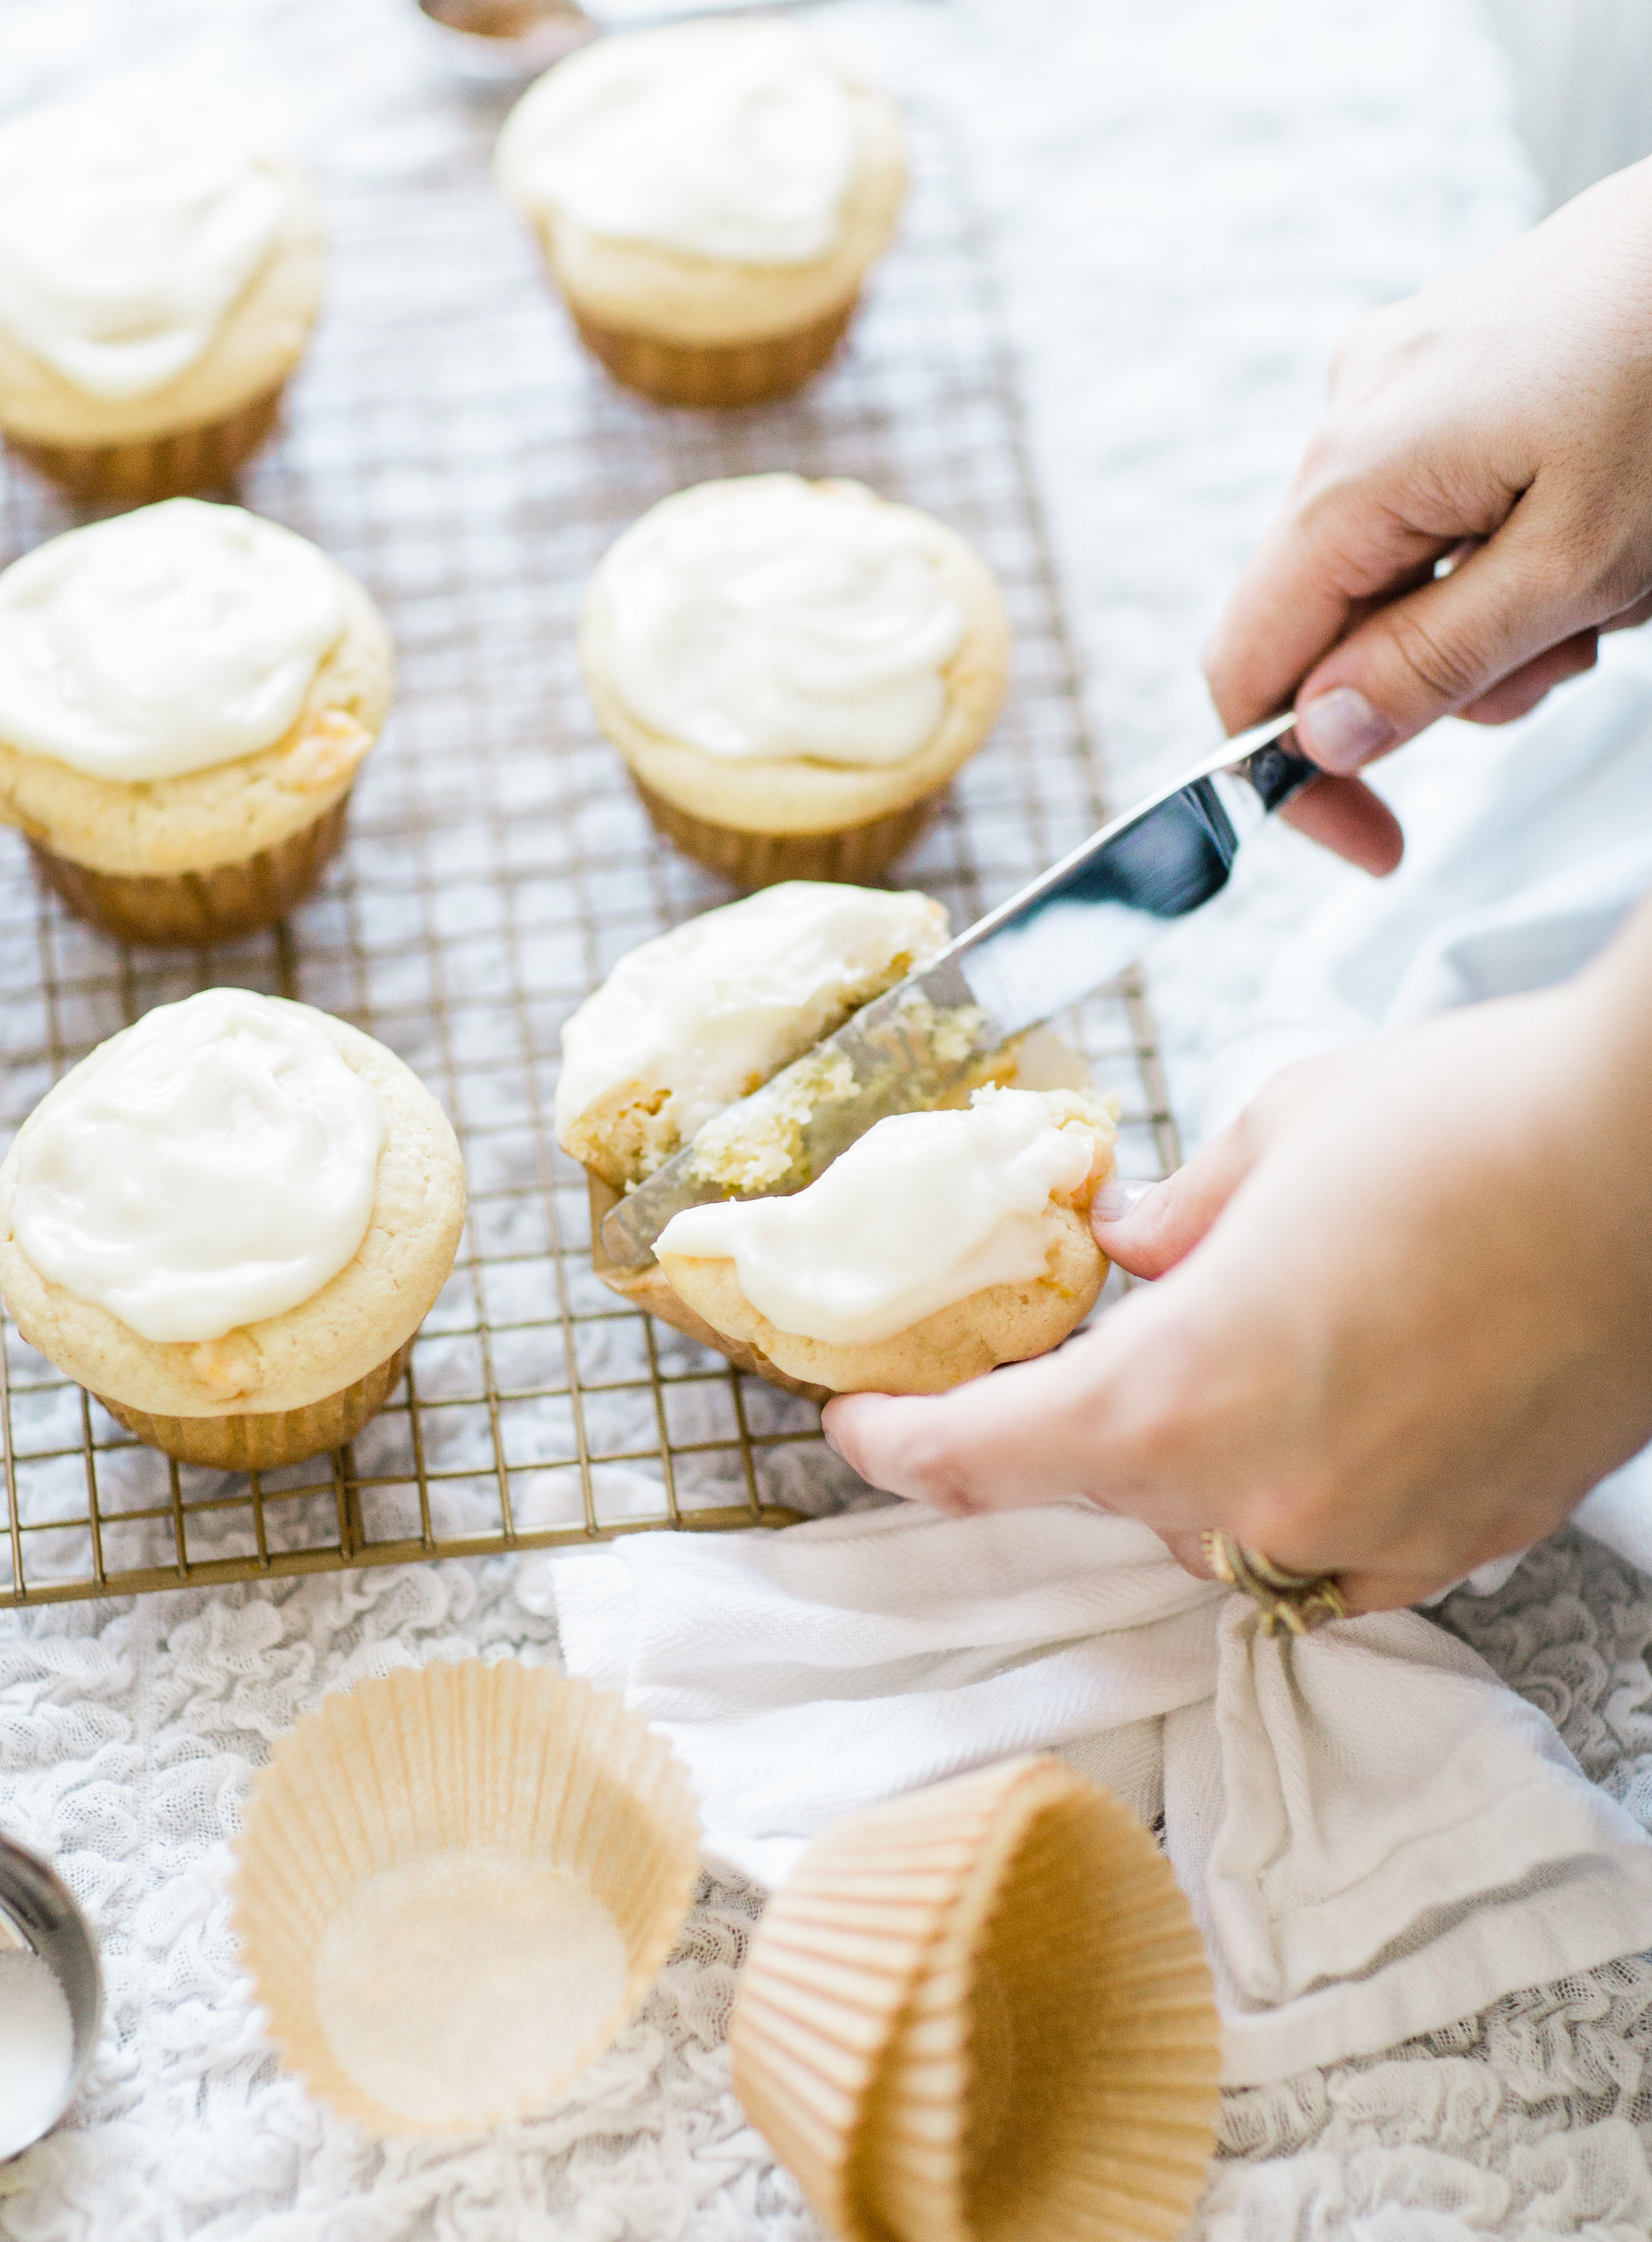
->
[98,1333,413,1473]
[567,293,859,410]
[730,1754,1220,2242]
[231,1660,701,2136]
[587,1174,831,1404]
[630,776,935,891]
[29,789,352,947]
[4,378,288,506]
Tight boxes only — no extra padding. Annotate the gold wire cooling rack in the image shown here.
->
[0,109,1179,1609]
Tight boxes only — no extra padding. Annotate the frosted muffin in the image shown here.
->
[658,1086,1118,1396]
[557,881,1098,1395]
[582,475,1011,885]
[559,881,948,1389]
[494,19,905,407]
[0,81,324,503]
[0,499,392,946]
[0,988,466,1472]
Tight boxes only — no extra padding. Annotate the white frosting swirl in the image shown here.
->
[0,81,287,401]
[656,1088,1100,1345]
[10,990,384,1345]
[598,476,965,769]
[0,501,345,784]
[555,881,947,1145]
[496,21,856,266]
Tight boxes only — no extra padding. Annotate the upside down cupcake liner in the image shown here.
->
[730,1755,1220,2242]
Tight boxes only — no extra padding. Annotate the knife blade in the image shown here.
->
[600,710,1315,1268]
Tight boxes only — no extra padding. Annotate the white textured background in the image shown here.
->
[6,6,1652,2239]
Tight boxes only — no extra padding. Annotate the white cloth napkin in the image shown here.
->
[538,1480,1652,2088]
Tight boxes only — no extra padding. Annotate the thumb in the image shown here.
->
[1291,491,1602,773]
[1092,1116,1260,1278]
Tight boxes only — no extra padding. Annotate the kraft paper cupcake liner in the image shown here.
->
[729,1754,1220,2242]
[630,776,935,891]
[98,1334,413,1473]
[587,1174,831,1404]
[4,378,288,506]
[568,293,859,410]
[231,1660,701,2136]
[29,790,352,947]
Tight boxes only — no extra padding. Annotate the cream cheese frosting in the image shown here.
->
[555,881,946,1148]
[494,21,857,267]
[0,81,287,402]
[595,476,966,769]
[0,500,346,784]
[656,1087,1102,1345]
[9,989,385,1345]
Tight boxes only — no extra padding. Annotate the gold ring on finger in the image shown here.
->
[1202,1530,1347,1636]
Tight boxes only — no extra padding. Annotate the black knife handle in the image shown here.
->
[1239,730,1319,814]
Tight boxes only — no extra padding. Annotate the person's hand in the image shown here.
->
[1210,155,1652,877]
[823,902,1652,1611]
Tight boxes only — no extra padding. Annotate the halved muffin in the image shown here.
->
[657,1087,1118,1396]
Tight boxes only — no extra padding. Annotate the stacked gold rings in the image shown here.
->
[1202,1531,1346,1635]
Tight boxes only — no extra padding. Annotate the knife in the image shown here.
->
[601,710,1316,1268]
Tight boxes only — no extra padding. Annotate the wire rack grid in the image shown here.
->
[0,102,1179,1610]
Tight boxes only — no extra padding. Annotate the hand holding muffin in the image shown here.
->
[582,475,1010,884]
[0,499,392,945]
[0,80,324,503]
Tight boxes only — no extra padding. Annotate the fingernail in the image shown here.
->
[820,1413,844,1459]
[1295,687,1396,775]
[1092,1178,1156,1224]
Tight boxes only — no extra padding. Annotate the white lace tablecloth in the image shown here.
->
[9,4,1652,2238]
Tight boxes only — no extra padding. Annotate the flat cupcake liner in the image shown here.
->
[630,777,935,891]
[730,1755,1220,2242]
[99,1334,412,1473]
[4,377,288,505]
[567,293,859,409]
[587,1174,831,1405]
[28,790,352,947]
[231,1660,700,2136]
